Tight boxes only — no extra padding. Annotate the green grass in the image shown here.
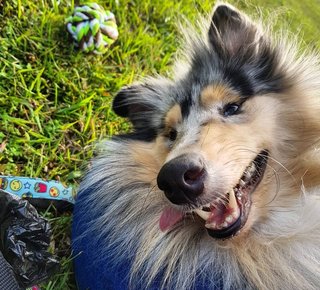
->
[0,0,320,289]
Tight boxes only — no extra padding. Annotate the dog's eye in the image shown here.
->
[167,128,177,141]
[222,103,241,117]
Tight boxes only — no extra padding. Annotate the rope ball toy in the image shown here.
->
[66,3,118,54]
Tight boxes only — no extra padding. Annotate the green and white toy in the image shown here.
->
[66,3,118,54]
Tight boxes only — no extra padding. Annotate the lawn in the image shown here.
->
[0,0,320,289]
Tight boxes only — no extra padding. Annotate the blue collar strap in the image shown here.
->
[0,176,76,204]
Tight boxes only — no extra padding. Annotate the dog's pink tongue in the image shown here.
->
[159,206,184,232]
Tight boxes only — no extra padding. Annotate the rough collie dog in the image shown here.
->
[73,3,320,290]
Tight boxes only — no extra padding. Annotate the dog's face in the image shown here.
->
[112,4,296,239]
[156,91,279,239]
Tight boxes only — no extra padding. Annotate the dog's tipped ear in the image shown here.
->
[113,85,147,118]
[209,4,258,57]
[112,88,129,117]
[113,81,172,135]
[113,85,155,131]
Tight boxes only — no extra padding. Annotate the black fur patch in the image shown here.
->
[180,95,194,117]
[223,65,254,97]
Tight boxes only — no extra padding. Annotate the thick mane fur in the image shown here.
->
[77,3,320,290]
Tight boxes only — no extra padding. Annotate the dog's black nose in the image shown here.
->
[157,154,206,204]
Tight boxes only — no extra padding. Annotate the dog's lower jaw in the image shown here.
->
[207,213,243,239]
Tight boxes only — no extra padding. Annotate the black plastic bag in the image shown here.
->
[0,189,59,288]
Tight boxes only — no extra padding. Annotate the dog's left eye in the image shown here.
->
[222,103,241,117]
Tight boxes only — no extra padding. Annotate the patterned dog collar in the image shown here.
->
[0,176,76,204]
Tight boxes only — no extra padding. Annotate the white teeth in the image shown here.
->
[203,199,241,231]
[239,179,246,187]
[248,163,256,174]
[243,171,252,181]
[226,215,233,223]
[228,189,237,209]
[195,179,244,230]
[194,209,211,221]
[233,208,241,219]
[205,222,216,229]
[245,168,251,174]
[222,222,228,228]
[213,221,232,230]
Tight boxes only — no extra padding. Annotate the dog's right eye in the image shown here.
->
[167,128,178,142]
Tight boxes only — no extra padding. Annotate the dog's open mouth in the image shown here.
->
[159,150,269,239]
[197,150,269,239]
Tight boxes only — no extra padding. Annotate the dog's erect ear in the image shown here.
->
[206,4,286,94]
[209,4,258,58]
[113,80,173,138]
